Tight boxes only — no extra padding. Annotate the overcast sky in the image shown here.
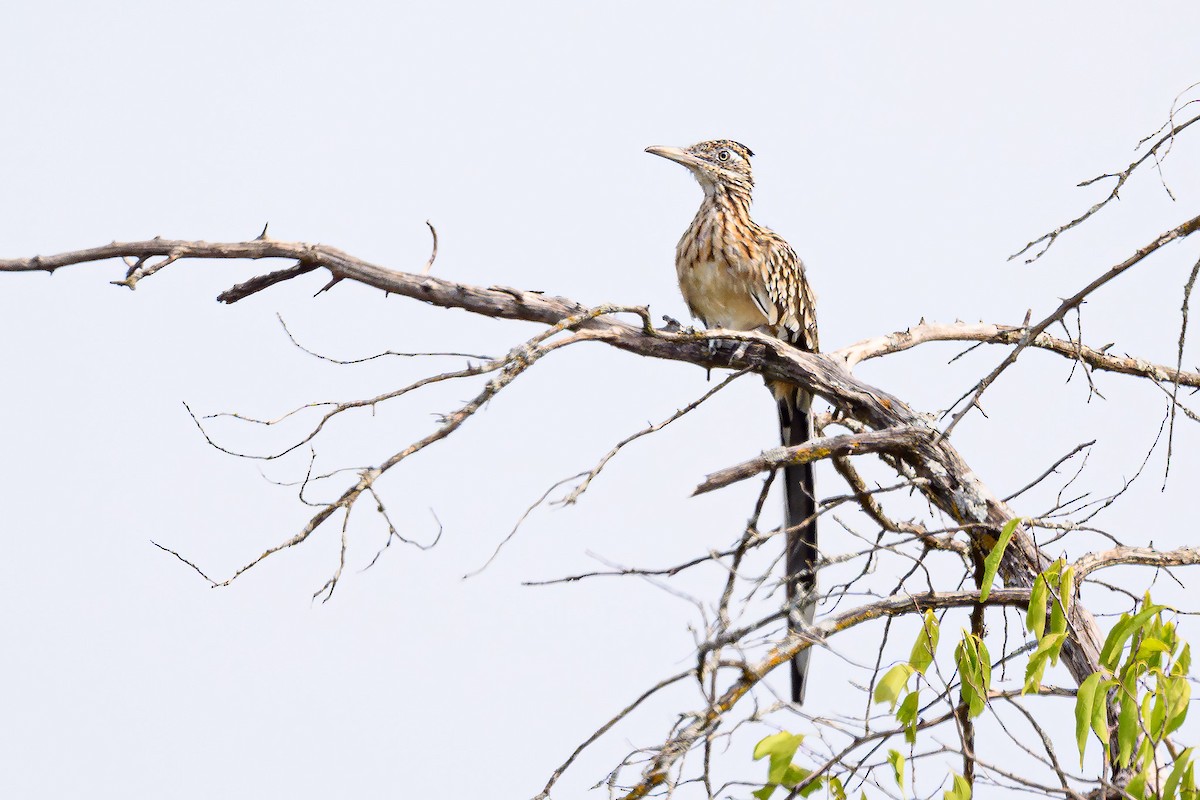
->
[3,3,1200,798]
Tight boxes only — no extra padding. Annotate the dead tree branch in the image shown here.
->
[943,212,1200,436]
[835,321,1200,388]
[692,426,934,495]
[1010,99,1200,263]
[1073,545,1200,580]
[0,234,1120,686]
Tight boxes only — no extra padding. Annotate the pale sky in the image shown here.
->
[3,3,1199,798]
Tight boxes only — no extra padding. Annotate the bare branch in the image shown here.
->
[150,540,218,586]
[944,211,1200,436]
[465,475,583,579]
[1010,105,1200,262]
[1166,252,1200,481]
[1073,545,1200,581]
[564,368,750,505]
[217,261,319,302]
[420,220,438,275]
[693,426,933,495]
[211,315,612,588]
[830,455,968,557]
[0,234,1119,696]
[532,669,697,800]
[836,321,1200,388]
[1003,441,1096,503]
[277,313,491,363]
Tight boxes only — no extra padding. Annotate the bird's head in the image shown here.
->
[645,139,755,194]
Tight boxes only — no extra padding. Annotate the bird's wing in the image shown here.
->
[748,283,780,327]
[762,235,818,351]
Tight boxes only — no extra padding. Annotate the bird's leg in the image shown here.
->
[705,331,719,381]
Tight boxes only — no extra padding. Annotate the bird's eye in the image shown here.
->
[717,149,731,162]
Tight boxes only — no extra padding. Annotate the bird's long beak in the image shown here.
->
[645,145,701,168]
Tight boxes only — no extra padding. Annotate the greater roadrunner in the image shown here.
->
[646,139,819,703]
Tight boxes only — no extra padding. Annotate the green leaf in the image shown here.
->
[874,664,915,710]
[754,731,804,763]
[1164,749,1194,800]
[781,764,822,796]
[1118,667,1140,767]
[897,691,920,744]
[954,632,991,716]
[1145,698,1165,765]
[1036,556,1065,638]
[943,772,972,800]
[1137,732,1155,774]
[797,776,823,797]
[909,609,940,674]
[1047,628,1068,667]
[887,750,905,790]
[956,634,980,712]
[781,763,807,786]
[1023,632,1066,694]
[1151,677,1167,739]
[828,776,847,800]
[977,637,992,696]
[1059,565,1075,618]
[1164,673,1192,735]
[1156,618,1179,653]
[1049,584,1068,638]
[1136,636,1172,662]
[799,780,822,798]
[1075,672,1102,766]
[1126,769,1148,800]
[752,786,776,800]
[1176,642,1192,677]
[1090,678,1111,759]
[1100,612,1134,670]
[955,632,978,671]
[1027,574,1049,640]
[754,731,805,785]
[1100,604,1167,672]
[979,518,1020,601]
[962,664,987,715]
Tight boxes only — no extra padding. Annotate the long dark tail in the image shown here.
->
[777,388,817,704]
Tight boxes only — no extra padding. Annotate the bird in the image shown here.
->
[646,139,819,703]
